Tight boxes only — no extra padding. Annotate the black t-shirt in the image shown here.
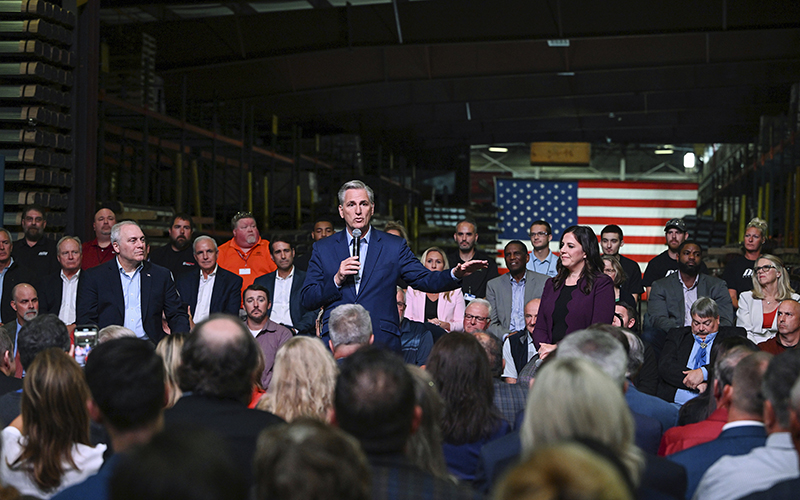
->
[149,244,196,277]
[11,237,59,276]
[618,254,644,296]
[642,250,709,288]
[722,255,757,296]
[447,249,499,300]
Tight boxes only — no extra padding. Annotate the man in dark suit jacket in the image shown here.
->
[38,236,82,327]
[76,221,189,344]
[254,237,316,335]
[658,297,747,404]
[669,351,771,500]
[175,236,242,323]
[164,314,283,487]
[301,180,486,352]
[0,228,34,326]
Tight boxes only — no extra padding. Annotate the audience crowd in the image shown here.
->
[1,189,799,500]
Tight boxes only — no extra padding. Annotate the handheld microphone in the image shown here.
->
[352,229,361,259]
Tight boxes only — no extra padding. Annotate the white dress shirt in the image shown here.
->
[194,266,217,323]
[58,269,80,325]
[271,267,294,326]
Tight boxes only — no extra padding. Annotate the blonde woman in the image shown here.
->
[257,336,338,422]
[405,247,466,332]
[156,333,186,408]
[736,254,800,344]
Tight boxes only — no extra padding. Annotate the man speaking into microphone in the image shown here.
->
[302,180,487,352]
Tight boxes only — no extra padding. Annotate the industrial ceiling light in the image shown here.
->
[488,146,508,153]
[684,152,696,168]
[654,149,674,155]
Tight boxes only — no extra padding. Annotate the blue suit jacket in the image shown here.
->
[175,266,243,318]
[626,383,679,435]
[76,259,190,344]
[668,424,767,500]
[301,228,459,351]
[254,268,316,335]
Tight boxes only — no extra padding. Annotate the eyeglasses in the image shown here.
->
[397,302,406,309]
[465,313,490,322]
[755,265,777,273]
[529,231,549,238]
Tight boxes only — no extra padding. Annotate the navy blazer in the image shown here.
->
[0,262,34,324]
[175,266,242,319]
[301,228,459,352]
[254,268,316,335]
[76,259,190,344]
[37,271,70,316]
[668,424,766,500]
[657,325,747,403]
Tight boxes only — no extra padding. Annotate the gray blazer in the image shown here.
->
[486,270,548,339]
[647,272,734,333]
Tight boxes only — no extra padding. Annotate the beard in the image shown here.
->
[677,260,699,277]
[171,236,190,250]
[24,228,43,242]
[247,309,267,324]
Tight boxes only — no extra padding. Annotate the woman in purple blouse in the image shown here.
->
[532,225,615,358]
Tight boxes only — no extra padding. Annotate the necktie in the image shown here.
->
[692,332,717,369]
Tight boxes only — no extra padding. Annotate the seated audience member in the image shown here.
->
[758,299,800,355]
[487,241,548,340]
[254,419,370,500]
[473,332,527,428]
[0,327,20,396]
[737,255,799,344]
[175,235,243,324]
[724,217,768,309]
[658,297,747,405]
[694,350,800,500]
[669,351,771,499]
[330,347,478,500]
[659,341,758,455]
[502,299,539,383]
[81,208,116,270]
[427,332,510,481]
[600,224,644,303]
[448,219,499,301]
[1,349,106,498]
[109,426,247,500]
[76,221,190,345]
[646,241,734,356]
[526,220,559,278]
[0,228,34,327]
[164,314,283,486]
[495,441,634,500]
[0,314,71,426]
[52,338,166,500]
[38,236,82,326]
[12,205,59,277]
[396,287,434,367]
[292,217,335,272]
[407,366,449,480]
[155,333,186,408]
[614,302,658,395]
[532,226,615,355]
[602,254,636,306]
[328,303,373,361]
[10,283,39,370]
[463,298,492,335]
[149,213,196,278]
[242,284,292,388]
[405,247,466,332]
[97,325,136,344]
[216,212,276,299]
[642,218,707,296]
[256,336,338,422]
[253,237,317,335]
[738,375,800,499]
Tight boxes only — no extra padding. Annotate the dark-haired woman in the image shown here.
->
[426,332,509,482]
[532,226,615,357]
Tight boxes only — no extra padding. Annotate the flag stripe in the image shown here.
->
[581,198,697,208]
[577,206,690,218]
[580,216,680,226]
[579,188,698,200]
[579,180,700,190]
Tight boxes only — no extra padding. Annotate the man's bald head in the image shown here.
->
[178,314,260,403]
[778,300,800,338]
[11,283,38,325]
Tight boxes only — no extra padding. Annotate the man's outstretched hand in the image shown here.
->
[453,260,488,279]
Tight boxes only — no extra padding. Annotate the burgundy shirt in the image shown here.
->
[81,239,115,270]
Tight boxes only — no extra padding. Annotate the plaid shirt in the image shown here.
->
[492,379,528,429]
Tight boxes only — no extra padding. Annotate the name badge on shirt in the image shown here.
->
[464,293,477,302]
[239,268,251,275]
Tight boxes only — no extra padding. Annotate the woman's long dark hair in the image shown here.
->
[426,332,500,445]
[552,225,605,295]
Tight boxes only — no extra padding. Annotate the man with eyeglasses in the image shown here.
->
[463,298,492,334]
[723,217,768,309]
[217,212,276,300]
[501,299,539,384]
[526,220,558,278]
[11,205,58,276]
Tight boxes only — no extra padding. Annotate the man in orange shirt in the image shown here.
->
[217,212,276,300]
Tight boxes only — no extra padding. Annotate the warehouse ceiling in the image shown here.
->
[98,0,800,154]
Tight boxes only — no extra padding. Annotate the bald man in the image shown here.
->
[758,300,800,355]
[82,208,117,270]
[502,299,540,383]
[9,283,38,371]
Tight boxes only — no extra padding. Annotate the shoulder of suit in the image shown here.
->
[525,270,548,281]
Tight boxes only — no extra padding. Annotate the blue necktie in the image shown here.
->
[692,332,717,370]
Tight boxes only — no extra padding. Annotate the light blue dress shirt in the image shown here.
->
[674,332,717,405]
[117,258,146,339]
[509,274,527,332]
[526,251,558,277]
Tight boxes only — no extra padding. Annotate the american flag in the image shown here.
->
[495,179,698,272]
